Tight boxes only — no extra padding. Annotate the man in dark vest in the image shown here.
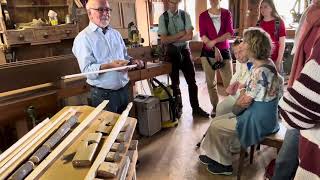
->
[158,0,209,118]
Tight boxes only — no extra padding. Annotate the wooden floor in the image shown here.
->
[136,70,278,180]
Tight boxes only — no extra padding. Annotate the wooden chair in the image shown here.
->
[237,122,287,180]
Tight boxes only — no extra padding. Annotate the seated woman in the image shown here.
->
[199,27,283,175]
[215,38,252,116]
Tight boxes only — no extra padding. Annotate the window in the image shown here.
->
[207,0,229,9]
[274,0,306,27]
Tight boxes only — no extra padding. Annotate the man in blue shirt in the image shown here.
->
[158,0,209,118]
[72,0,142,113]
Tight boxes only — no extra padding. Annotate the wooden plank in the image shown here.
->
[126,150,138,180]
[25,100,109,180]
[85,103,133,180]
[0,108,76,179]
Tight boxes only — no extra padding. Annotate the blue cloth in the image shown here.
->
[236,99,280,148]
[72,22,131,90]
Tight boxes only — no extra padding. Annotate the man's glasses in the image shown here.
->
[90,7,112,13]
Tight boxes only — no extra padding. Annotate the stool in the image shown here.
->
[237,123,286,180]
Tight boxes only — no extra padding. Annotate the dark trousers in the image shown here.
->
[90,83,129,114]
[167,45,199,109]
[272,129,299,180]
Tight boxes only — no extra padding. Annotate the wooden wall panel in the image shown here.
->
[0,55,80,93]
[109,2,122,28]
[122,2,137,28]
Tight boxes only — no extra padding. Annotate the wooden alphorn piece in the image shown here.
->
[96,121,113,135]
[97,162,119,178]
[43,116,78,149]
[105,152,121,162]
[110,143,125,153]
[29,146,51,164]
[116,132,129,142]
[72,133,102,167]
[8,161,34,180]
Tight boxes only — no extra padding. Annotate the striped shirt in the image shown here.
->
[279,59,320,179]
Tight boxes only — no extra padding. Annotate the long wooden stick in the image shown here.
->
[62,64,137,80]
[0,108,76,179]
[0,118,50,167]
[26,100,109,180]
[85,102,133,180]
[0,108,76,169]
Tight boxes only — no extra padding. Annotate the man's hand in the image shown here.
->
[130,59,144,69]
[111,60,128,68]
[100,60,128,70]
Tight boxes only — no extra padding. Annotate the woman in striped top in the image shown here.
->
[278,39,320,179]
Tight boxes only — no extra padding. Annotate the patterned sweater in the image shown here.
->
[279,59,320,179]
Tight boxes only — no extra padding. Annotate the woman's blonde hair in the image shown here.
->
[243,27,272,60]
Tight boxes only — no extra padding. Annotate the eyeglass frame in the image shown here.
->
[90,7,112,13]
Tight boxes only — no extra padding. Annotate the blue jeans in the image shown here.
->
[272,128,299,180]
[90,84,129,114]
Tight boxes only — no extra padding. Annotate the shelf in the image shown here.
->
[8,4,68,8]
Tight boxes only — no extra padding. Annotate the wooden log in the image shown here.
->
[0,108,76,179]
[25,101,109,180]
[85,102,133,180]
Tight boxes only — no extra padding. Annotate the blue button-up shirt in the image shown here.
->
[72,22,131,90]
